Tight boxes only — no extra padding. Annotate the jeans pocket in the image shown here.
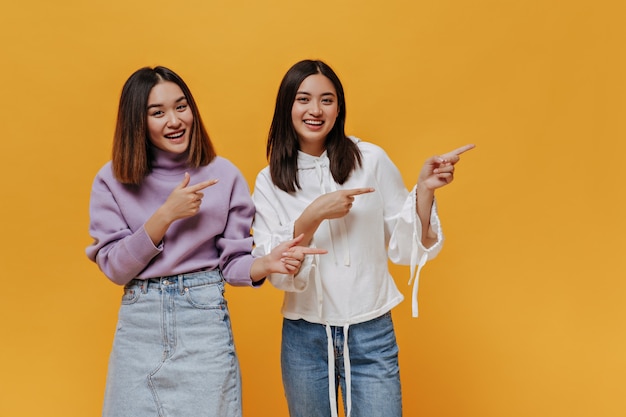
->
[184,282,225,309]
[121,287,140,305]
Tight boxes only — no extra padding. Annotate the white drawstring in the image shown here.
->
[326,324,338,417]
[311,154,353,415]
[409,252,428,317]
[313,158,350,267]
[408,186,429,317]
[323,323,353,417]
[343,324,352,417]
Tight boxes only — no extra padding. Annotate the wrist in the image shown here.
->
[416,182,435,197]
[250,256,270,282]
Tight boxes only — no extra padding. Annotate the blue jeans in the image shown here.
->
[281,312,402,417]
[103,270,242,417]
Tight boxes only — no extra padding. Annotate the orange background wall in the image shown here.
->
[1,0,625,416]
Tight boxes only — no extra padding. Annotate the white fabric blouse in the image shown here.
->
[252,137,444,323]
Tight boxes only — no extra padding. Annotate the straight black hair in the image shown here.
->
[267,60,361,192]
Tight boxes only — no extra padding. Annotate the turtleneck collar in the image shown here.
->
[150,145,191,176]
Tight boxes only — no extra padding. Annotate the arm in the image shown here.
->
[86,171,217,285]
[294,188,375,245]
[252,171,328,290]
[414,144,475,247]
[86,174,160,285]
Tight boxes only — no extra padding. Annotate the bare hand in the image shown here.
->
[417,144,475,191]
[161,172,218,223]
[308,188,375,220]
[267,234,328,274]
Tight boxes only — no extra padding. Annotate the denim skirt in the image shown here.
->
[102,270,242,417]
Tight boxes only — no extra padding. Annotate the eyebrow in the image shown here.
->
[295,91,336,97]
[147,96,187,110]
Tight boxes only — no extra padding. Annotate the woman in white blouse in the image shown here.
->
[252,59,474,417]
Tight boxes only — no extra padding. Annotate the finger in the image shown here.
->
[189,178,219,192]
[433,162,454,174]
[282,262,298,271]
[447,144,476,157]
[284,234,305,248]
[344,187,375,196]
[296,247,328,255]
[276,237,300,255]
[281,258,301,267]
[178,172,191,189]
[437,172,454,183]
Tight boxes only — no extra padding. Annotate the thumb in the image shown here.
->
[177,172,191,189]
[290,234,305,247]
[280,234,305,251]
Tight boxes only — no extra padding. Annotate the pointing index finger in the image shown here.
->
[439,144,476,162]
[345,187,375,196]
[449,144,476,156]
[189,179,219,192]
[299,247,328,255]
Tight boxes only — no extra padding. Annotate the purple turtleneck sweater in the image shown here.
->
[86,147,256,286]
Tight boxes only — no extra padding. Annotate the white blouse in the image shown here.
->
[252,137,444,324]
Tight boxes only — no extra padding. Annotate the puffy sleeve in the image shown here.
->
[251,169,315,292]
[368,143,444,317]
[85,171,162,286]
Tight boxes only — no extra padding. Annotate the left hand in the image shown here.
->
[417,144,475,191]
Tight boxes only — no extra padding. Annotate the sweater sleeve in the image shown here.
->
[251,170,314,292]
[215,169,257,287]
[85,172,162,286]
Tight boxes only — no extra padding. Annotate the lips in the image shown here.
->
[303,120,324,131]
[165,130,185,139]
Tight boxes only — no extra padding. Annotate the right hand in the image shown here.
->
[161,172,218,223]
[271,234,328,273]
[308,188,375,220]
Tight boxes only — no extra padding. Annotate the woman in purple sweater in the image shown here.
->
[86,66,323,417]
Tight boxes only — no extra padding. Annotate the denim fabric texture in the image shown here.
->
[281,312,402,417]
[102,270,242,417]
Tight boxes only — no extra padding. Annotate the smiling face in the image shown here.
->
[291,73,340,156]
[146,81,194,154]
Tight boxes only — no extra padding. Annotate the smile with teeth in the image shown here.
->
[304,120,323,125]
[165,130,185,139]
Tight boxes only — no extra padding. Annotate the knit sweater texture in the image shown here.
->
[86,147,256,286]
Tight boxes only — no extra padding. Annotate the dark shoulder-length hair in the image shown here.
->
[267,60,362,193]
[112,66,216,185]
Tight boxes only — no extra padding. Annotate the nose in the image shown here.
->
[166,111,182,127]
[309,101,322,116]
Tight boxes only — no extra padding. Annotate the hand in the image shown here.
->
[267,234,328,274]
[308,188,375,220]
[417,144,475,191]
[161,172,218,223]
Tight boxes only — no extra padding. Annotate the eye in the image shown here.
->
[176,104,188,111]
[296,96,309,103]
[150,109,164,117]
[322,98,334,104]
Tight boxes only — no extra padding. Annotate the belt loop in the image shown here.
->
[140,279,148,294]
[178,274,185,295]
